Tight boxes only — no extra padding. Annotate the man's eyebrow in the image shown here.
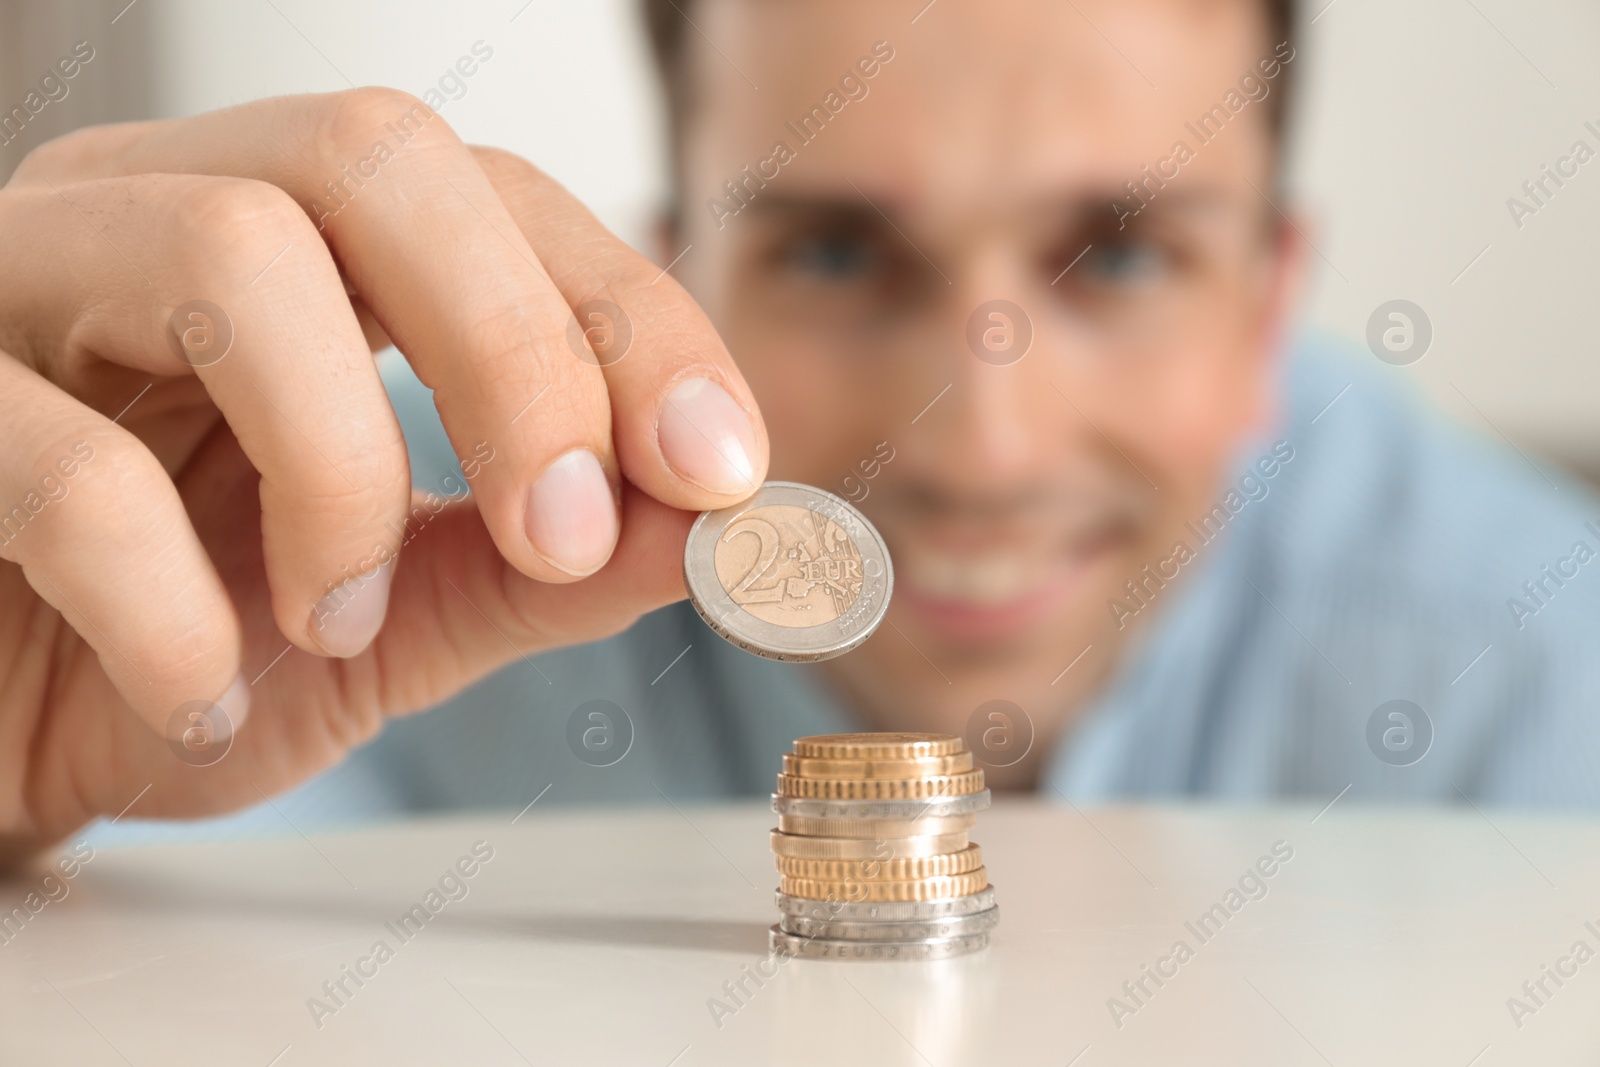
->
[1065,184,1254,226]
[737,195,885,225]
[730,184,1253,228]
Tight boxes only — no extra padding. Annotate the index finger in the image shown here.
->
[471,146,770,508]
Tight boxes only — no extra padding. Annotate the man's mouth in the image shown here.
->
[888,532,1121,645]
[900,548,1051,607]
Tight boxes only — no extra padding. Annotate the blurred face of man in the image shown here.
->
[674,0,1300,784]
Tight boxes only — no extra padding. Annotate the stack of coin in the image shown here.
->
[769,732,998,960]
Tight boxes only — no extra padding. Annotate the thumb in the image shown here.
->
[363,481,696,717]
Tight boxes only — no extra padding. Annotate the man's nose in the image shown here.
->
[910,263,1079,491]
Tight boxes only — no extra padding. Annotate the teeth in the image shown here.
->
[901,551,1038,606]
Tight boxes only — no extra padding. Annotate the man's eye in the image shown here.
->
[1079,240,1168,284]
[784,234,877,280]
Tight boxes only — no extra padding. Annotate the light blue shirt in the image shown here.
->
[96,333,1600,845]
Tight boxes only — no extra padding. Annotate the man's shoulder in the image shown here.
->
[1260,334,1600,622]
[1071,335,1600,808]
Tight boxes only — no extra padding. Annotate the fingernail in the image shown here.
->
[216,672,251,733]
[658,376,758,495]
[524,448,619,576]
[308,558,395,657]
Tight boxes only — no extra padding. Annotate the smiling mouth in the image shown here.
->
[886,525,1126,644]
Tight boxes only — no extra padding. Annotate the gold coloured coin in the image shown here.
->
[779,867,990,902]
[776,770,986,800]
[775,844,985,881]
[776,813,977,838]
[781,752,974,779]
[792,733,963,760]
[768,830,968,859]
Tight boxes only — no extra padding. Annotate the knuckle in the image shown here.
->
[3,428,148,547]
[269,450,407,516]
[171,176,309,263]
[10,137,74,184]
[362,435,413,497]
[479,303,597,384]
[601,254,670,300]
[138,631,227,698]
[315,87,446,156]
[9,123,112,183]
[263,427,410,518]
[64,427,155,504]
[470,144,545,189]
[342,439,412,509]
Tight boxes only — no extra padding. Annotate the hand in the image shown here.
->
[0,89,768,861]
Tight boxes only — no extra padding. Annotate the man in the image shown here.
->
[1,0,1595,858]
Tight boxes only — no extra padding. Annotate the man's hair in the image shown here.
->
[642,0,1298,166]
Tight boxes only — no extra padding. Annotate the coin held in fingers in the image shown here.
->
[684,481,892,662]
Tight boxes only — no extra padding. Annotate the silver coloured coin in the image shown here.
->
[774,887,998,922]
[769,926,991,960]
[770,829,969,860]
[684,482,892,662]
[780,905,1000,942]
[776,813,977,838]
[771,790,992,821]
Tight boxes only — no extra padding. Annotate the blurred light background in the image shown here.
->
[4,0,1597,483]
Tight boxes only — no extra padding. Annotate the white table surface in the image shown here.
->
[3,799,1599,1066]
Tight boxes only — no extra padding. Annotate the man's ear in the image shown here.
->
[1235,208,1309,439]
[652,208,680,268]
[1257,208,1310,366]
